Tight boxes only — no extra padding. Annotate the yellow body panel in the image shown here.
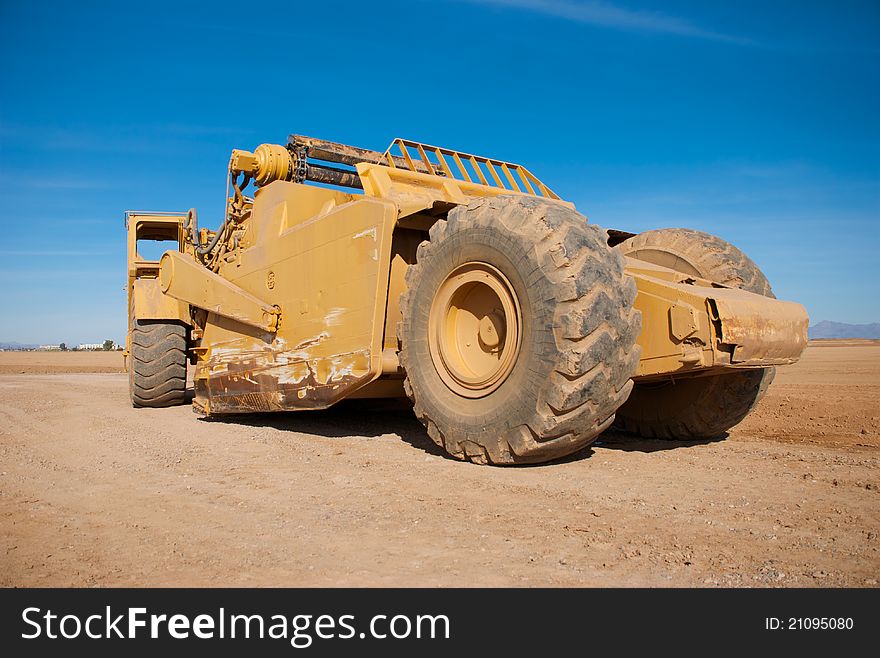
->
[624,258,808,380]
[190,182,398,413]
[132,278,189,322]
[357,162,574,218]
[159,250,279,332]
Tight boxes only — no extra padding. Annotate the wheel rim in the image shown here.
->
[428,262,522,398]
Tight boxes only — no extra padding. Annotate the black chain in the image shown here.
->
[294,144,308,183]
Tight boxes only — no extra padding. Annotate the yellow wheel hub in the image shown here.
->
[428,262,522,398]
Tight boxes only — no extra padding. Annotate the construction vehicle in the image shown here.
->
[125,134,808,465]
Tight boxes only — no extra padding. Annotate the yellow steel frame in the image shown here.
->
[188,182,398,413]
[383,138,559,198]
[141,135,808,414]
[125,212,191,363]
[624,258,808,379]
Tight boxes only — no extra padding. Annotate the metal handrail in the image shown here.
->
[382,138,559,200]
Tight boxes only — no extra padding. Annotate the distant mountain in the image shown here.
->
[0,341,40,350]
[808,321,880,339]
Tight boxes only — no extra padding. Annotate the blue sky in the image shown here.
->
[0,0,877,344]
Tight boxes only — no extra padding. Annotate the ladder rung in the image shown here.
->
[380,138,558,199]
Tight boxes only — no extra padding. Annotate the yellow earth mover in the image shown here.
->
[125,135,808,465]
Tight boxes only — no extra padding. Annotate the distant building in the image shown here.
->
[77,343,104,351]
[38,345,62,351]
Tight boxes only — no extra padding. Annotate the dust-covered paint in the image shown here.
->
[712,291,809,365]
[194,333,374,414]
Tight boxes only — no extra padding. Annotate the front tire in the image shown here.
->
[398,196,641,465]
[129,320,187,408]
[615,228,775,439]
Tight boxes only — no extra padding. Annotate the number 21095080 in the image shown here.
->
[765,617,853,630]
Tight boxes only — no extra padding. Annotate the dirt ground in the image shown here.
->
[0,350,124,375]
[1,342,878,587]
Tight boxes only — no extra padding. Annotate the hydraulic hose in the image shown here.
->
[187,207,227,256]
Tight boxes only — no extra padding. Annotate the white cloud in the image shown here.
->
[468,0,749,44]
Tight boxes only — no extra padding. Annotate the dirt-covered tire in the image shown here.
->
[398,195,641,465]
[129,320,187,408]
[615,228,775,439]
[619,228,773,297]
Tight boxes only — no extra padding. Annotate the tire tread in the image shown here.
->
[129,320,187,408]
[399,196,641,464]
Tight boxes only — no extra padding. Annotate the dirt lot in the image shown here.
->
[0,350,124,375]
[1,342,878,587]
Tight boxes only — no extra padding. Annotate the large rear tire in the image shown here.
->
[398,196,641,465]
[615,228,774,439]
[129,320,187,408]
